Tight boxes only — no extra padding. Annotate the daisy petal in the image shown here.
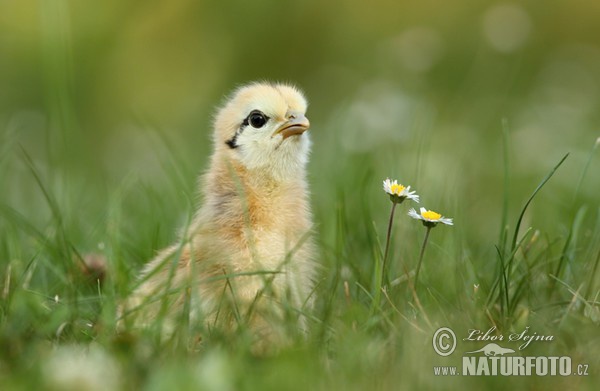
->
[382,178,420,205]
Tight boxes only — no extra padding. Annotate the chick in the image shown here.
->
[120,82,317,346]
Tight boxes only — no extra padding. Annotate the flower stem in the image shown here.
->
[414,226,432,292]
[381,202,397,285]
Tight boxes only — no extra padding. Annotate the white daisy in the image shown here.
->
[382,178,420,204]
[408,207,453,227]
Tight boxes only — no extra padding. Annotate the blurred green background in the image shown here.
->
[1,1,599,389]
[2,0,599,242]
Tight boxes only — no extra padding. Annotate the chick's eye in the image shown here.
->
[248,111,268,128]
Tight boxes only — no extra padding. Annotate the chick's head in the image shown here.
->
[213,82,310,178]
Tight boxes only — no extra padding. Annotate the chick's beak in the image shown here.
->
[274,115,310,140]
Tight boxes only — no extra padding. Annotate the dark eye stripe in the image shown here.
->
[225,135,238,149]
[225,109,270,149]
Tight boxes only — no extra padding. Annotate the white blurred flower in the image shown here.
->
[337,82,428,152]
[44,345,121,391]
[482,3,532,53]
[195,349,234,391]
[408,207,453,227]
[388,27,444,72]
[383,178,420,204]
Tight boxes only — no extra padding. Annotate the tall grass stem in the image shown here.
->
[381,202,397,284]
[414,226,432,292]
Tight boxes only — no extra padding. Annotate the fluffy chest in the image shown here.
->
[202,172,312,271]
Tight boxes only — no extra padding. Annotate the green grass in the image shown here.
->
[1,117,599,390]
[2,1,600,389]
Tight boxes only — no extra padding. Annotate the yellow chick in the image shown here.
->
[120,82,316,346]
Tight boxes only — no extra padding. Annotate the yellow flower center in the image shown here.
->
[390,184,405,195]
[422,210,441,220]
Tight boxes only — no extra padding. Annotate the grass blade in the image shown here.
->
[509,153,569,272]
